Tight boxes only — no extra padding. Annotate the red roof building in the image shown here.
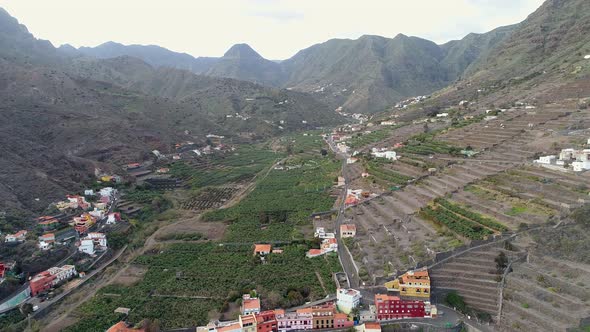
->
[253,244,272,256]
[255,310,278,332]
[374,294,426,320]
[30,271,56,296]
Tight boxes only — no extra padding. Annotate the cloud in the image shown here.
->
[249,10,304,22]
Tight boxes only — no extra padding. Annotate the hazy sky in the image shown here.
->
[0,0,544,60]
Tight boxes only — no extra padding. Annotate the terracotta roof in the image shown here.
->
[241,313,257,324]
[375,294,400,302]
[296,307,313,314]
[242,297,261,310]
[340,224,356,232]
[273,309,285,315]
[217,322,241,332]
[253,244,272,253]
[307,249,323,255]
[365,322,381,330]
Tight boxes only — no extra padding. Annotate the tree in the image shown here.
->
[320,149,328,157]
[445,291,467,313]
[495,252,508,274]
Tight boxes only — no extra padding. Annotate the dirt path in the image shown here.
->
[315,271,328,296]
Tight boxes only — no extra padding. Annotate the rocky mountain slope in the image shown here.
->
[0,8,339,218]
[74,28,517,113]
[436,0,590,106]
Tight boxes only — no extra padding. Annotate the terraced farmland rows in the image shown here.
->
[499,255,590,332]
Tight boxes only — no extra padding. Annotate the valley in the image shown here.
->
[0,1,590,332]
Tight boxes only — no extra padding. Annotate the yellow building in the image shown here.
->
[384,268,431,299]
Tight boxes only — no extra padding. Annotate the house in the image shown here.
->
[321,238,338,252]
[371,150,398,161]
[5,230,27,243]
[84,189,95,196]
[217,322,242,332]
[78,232,107,255]
[573,161,590,172]
[37,216,59,229]
[337,176,346,187]
[239,314,257,332]
[156,168,170,174]
[255,310,278,332]
[306,249,324,258]
[89,208,105,219]
[337,288,362,314]
[66,195,90,210]
[436,113,449,117]
[535,155,556,165]
[107,321,146,332]
[73,213,97,234]
[363,322,382,332]
[276,311,313,331]
[241,294,261,315]
[47,265,77,284]
[381,121,396,126]
[253,244,272,256]
[126,163,141,170]
[345,195,359,206]
[87,232,108,246]
[310,303,336,329]
[340,224,357,238]
[314,227,335,239]
[78,238,95,255]
[107,212,122,225]
[99,187,116,199]
[346,158,358,164]
[30,271,56,296]
[374,294,426,320]
[334,313,353,329]
[361,172,370,178]
[38,233,56,250]
[384,268,431,299]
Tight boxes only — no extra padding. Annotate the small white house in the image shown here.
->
[572,161,590,172]
[535,155,556,165]
[372,151,398,161]
[436,113,449,118]
[78,239,95,255]
[84,190,94,196]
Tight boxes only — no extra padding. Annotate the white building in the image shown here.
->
[78,238,95,255]
[84,189,94,196]
[535,155,556,165]
[337,288,362,314]
[436,113,449,118]
[314,227,335,239]
[372,150,398,161]
[560,148,576,161]
[48,265,77,284]
[99,187,115,198]
[87,232,107,247]
[572,161,590,172]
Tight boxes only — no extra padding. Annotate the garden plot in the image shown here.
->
[499,254,590,332]
[113,264,148,286]
[181,187,240,211]
[451,188,550,229]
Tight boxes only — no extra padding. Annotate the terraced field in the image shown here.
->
[499,254,590,332]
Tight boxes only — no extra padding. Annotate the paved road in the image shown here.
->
[325,135,359,289]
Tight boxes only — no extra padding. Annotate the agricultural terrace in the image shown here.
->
[204,153,341,242]
[346,126,402,149]
[397,132,462,156]
[281,131,329,156]
[64,243,341,331]
[169,146,283,189]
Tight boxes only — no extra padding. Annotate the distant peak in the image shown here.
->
[223,43,263,59]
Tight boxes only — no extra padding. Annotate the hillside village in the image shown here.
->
[1,1,590,332]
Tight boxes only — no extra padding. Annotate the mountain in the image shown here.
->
[76,41,218,74]
[0,9,340,218]
[280,31,514,113]
[73,30,515,114]
[437,0,590,105]
[204,43,285,86]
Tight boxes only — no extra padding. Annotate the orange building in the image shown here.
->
[384,268,431,299]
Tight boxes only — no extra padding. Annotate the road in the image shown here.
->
[325,135,360,289]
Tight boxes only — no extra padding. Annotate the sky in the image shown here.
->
[0,0,545,60]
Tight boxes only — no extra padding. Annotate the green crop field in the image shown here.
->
[169,146,283,189]
[205,154,340,242]
[64,244,341,331]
